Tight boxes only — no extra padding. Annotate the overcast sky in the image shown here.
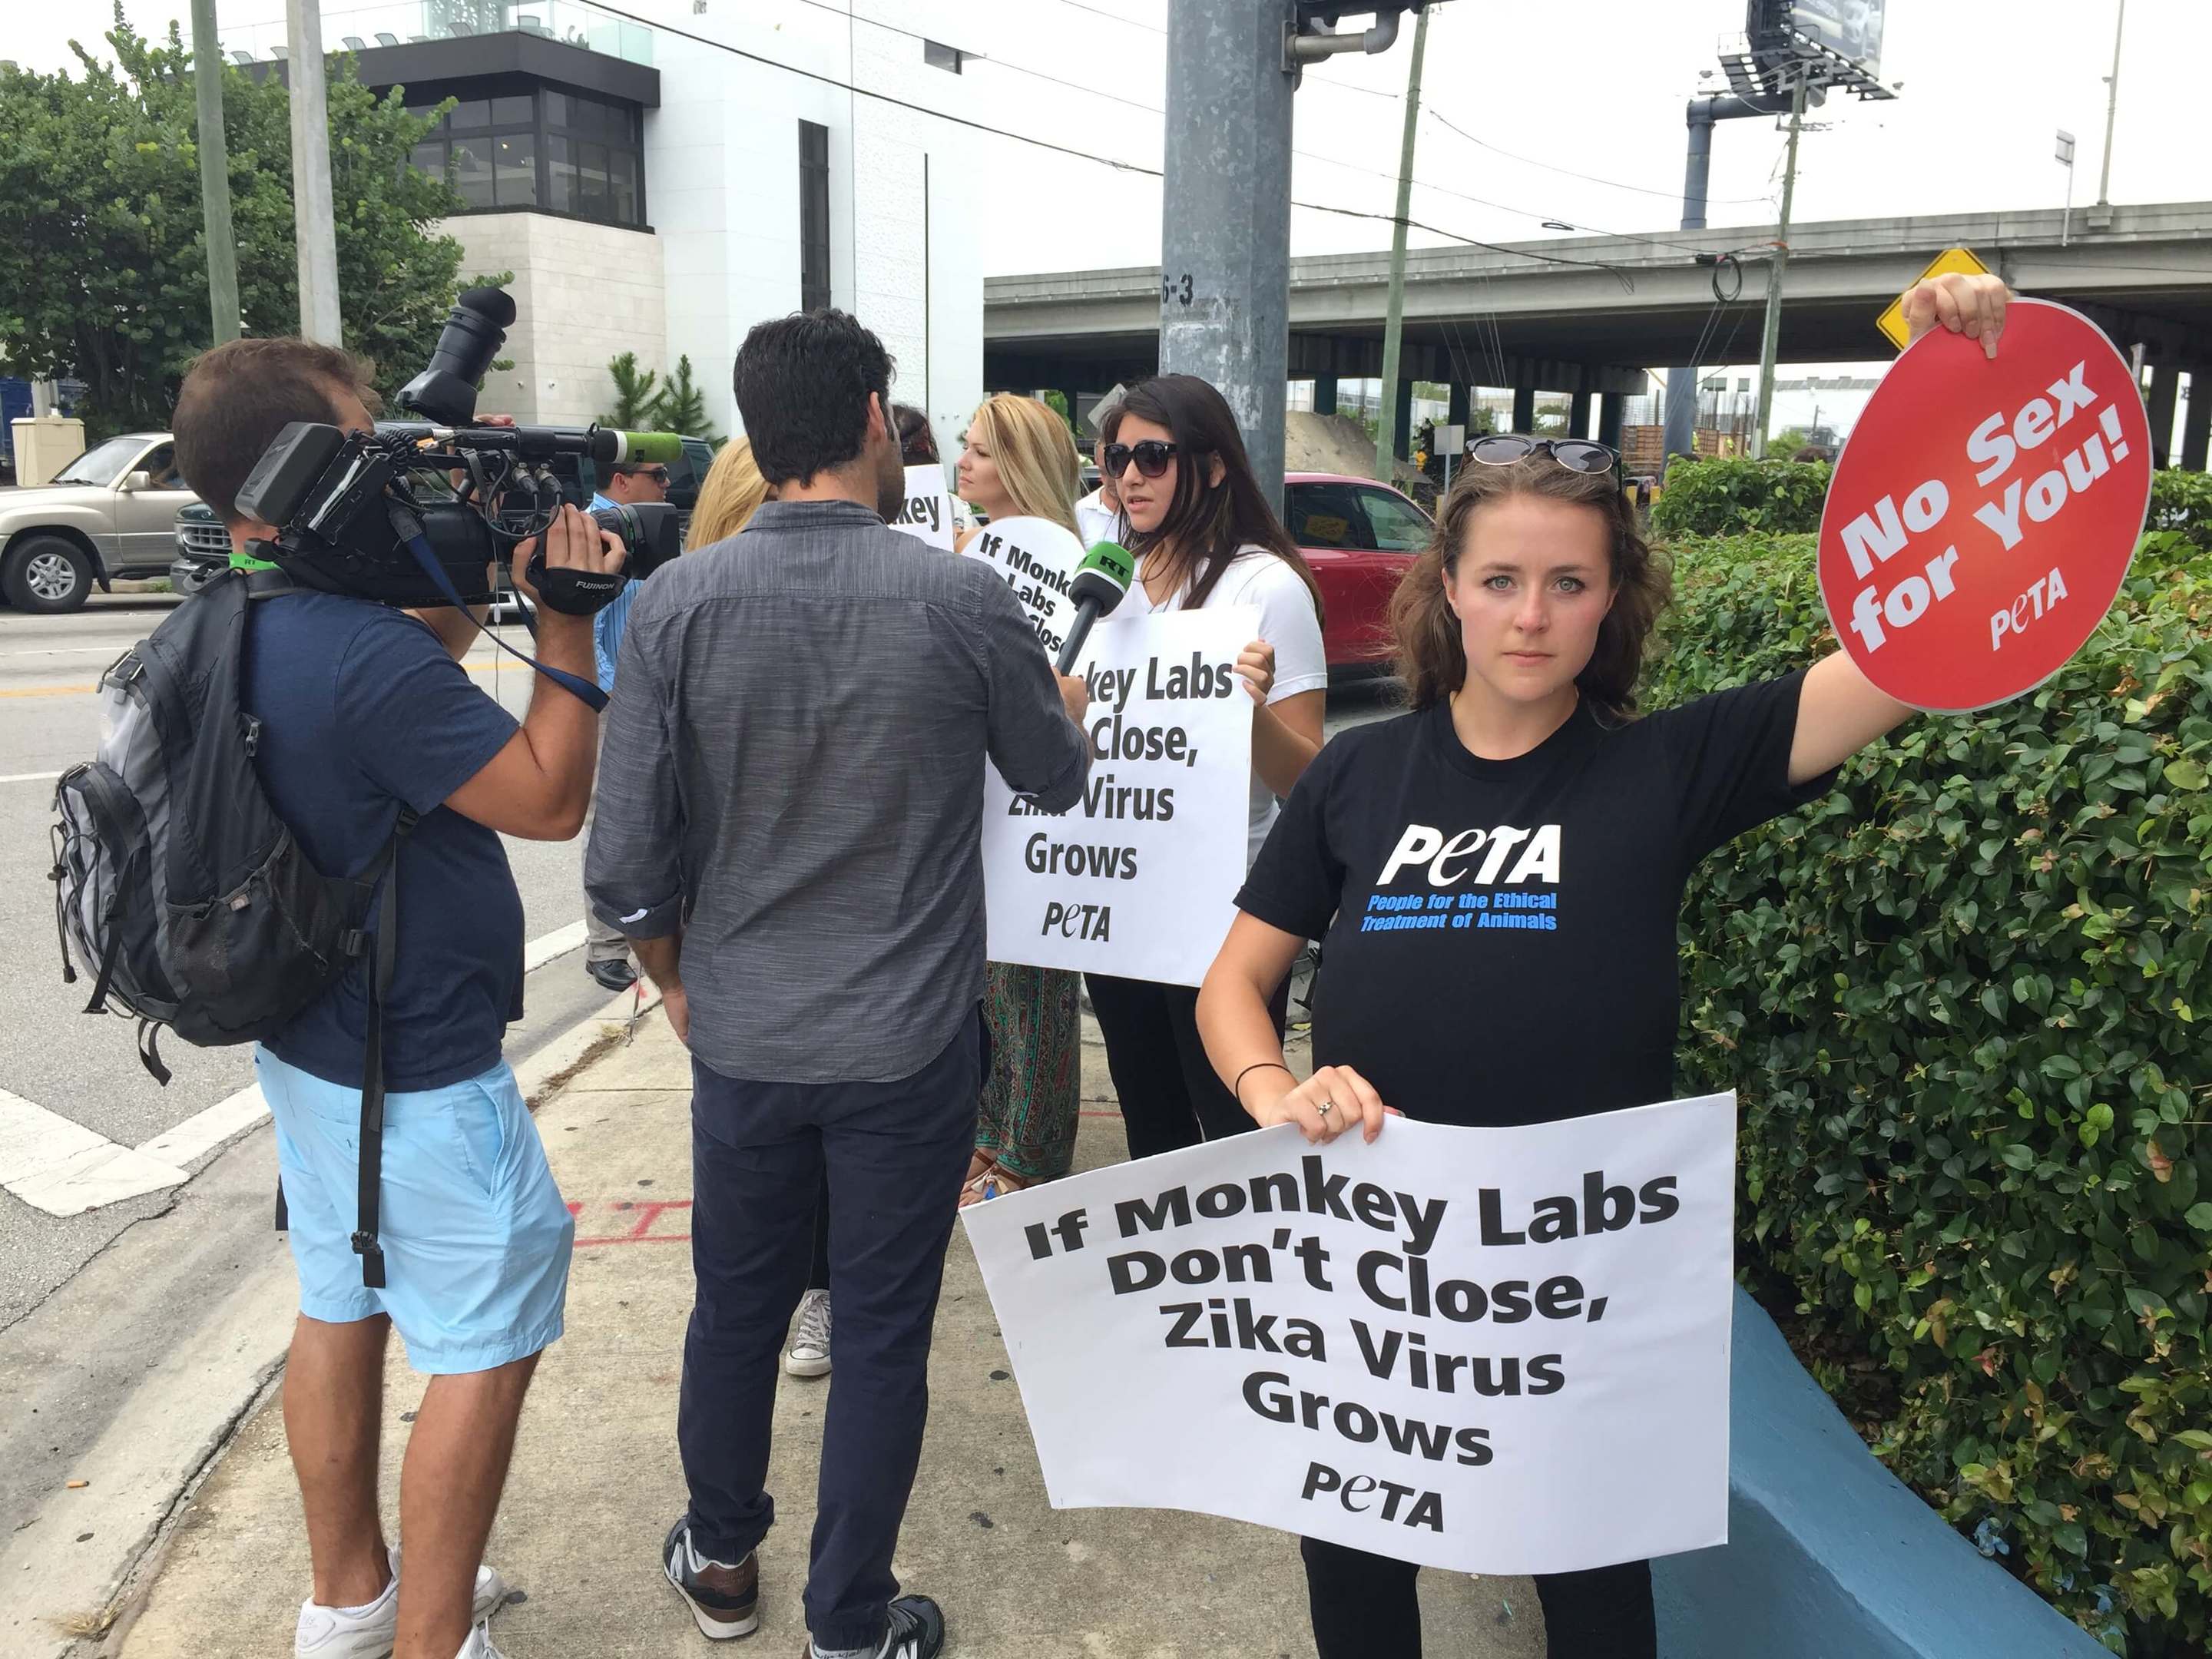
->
[6,0,2202,425]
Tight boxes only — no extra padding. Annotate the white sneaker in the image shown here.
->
[455,1623,508,1659]
[785,1288,833,1378]
[293,1547,508,1658]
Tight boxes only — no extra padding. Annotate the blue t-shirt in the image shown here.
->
[588,492,634,692]
[244,593,525,1091]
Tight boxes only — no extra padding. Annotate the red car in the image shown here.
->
[1283,472,1434,669]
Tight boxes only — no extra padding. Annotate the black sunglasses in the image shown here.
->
[620,464,672,484]
[1468,434,1618,475]
[1101,440,1180,479]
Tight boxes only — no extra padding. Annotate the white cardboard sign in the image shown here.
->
[983,606,1255,986]
[962,1095,1737,1575]
[888,463,955,551]
[960,515,1086,660]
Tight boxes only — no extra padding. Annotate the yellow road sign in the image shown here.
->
[1876,247,1992,352]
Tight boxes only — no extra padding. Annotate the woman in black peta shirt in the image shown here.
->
[1194,275,2008,1657]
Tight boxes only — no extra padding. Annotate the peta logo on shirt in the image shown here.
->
[1376,823,1561,889]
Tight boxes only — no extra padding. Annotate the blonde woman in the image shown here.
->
[685,438,771,547]
[953,395,1086,1204]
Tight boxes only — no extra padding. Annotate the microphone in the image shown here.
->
[603,429,687,465]
[1055,541,1137,673]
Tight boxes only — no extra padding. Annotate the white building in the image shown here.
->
[323,0,985,455]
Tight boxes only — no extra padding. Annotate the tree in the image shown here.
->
[655,354,722,445]
[0,8,468,438]
[599,351,664,429]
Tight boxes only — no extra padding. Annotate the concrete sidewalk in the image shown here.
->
[115,1012,1542,1659]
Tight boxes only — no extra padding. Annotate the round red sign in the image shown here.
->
[1816,298,2153,713]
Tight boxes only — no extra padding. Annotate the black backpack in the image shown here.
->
[50,568,412,1286]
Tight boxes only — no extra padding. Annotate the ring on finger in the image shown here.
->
[1316,1099,1336,1119]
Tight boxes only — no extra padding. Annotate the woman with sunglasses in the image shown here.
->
[948,395,1092,1206]
[1090,373,1328,1160]
[1196,276,2008,1659]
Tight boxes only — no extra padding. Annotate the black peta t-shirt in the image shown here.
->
[1235,672,1834,1128]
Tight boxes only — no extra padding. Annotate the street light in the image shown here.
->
[2056,128,2077,247]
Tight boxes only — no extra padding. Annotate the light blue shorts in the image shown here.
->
[257,1048,575,1375]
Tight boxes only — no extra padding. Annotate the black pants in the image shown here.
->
[679,1014,980,1653]
[1084,973,1290,1160]
[1302,1537,1656,1659]
[805,1172,830,1292]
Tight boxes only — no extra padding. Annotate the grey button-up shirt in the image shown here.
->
[584,498,1090,1083]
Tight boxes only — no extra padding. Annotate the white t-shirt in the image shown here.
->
[1136,545,1328,867]
[1073,488,1121,551]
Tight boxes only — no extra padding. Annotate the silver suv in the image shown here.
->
[0,433,200,612]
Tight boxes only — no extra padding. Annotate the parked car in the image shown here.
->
[0,432,200,611]
[171,501,230,595]
[545,435,719,541]
[1283,472,1433,670]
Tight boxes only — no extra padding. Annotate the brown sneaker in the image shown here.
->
[662,1517,760,1641]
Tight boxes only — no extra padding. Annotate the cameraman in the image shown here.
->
[578,457,673,991]
[171,336,625,1659]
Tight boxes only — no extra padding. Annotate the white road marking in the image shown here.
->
[0,771,59,785]
[135,1082,267,1170]
[4,923,600,1217]
[0,1086,185,1217]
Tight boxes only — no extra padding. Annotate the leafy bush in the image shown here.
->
[2150,471,2212,550]
[1648,455,1833,538]
[1647,529,2212,1655]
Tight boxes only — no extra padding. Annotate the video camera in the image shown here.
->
[234,288,684,614]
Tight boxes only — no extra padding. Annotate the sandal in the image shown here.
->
[959,1159,1037,1208]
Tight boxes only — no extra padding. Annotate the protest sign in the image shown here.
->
[963,1094,1737,1575]
[962,515,1085,658]
[983,606,1255,985]
[887,463,955,551]
[1819,299,2152,713]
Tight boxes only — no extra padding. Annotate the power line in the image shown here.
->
[1041,0,1165,34]
[1421,107,1780,210]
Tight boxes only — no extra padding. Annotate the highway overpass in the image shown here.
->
[985,201,2212,465]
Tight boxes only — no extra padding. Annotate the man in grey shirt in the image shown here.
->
[587,310,1088,1659]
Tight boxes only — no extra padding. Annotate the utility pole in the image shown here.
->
[2095,0,2125,207]
[190,0,240,344]
[286,0,343,346]
[2056,128,2076,247]
[1661,90,1791,468]
[1161,2,1418,512]
[1373,5,1429,483]
[1750,71,1807,461]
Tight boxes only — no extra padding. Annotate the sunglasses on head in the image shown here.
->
[1468,434,1618,475]
[1101,439,1180,479]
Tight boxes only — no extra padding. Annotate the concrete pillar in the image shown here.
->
[1570,388,1593,440]
[1392,376,1414,462]
[1596,392,1624,453]
[2147,366,2179,469]
[1313,374,1337,417]
[1448,382,1470,429]
[2182,369,2210,472]
[1512,384,1537,434]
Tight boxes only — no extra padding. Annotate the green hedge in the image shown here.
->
[2150,471,2212,550]
[1648,455,1833,538]
[1646,528,2212,1656]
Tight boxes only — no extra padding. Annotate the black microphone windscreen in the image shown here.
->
[459,286,518,328]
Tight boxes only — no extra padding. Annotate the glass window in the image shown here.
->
[492,93,532,125]
[451,139,494,209]
[492,131,538,207]
[1286,483,1372,551]
[923,39,962,73]
[445,97,490,130]
[547,134,578,214]
[542,90,568,127]
[1357,488,1432,552]
[608,149,637,224]
[799,119,830,310]
[409,139,446,180]
[575,141,609,218]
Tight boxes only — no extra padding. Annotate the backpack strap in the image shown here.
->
[350,806,419,1290]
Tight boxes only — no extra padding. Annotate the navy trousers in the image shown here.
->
[679,1012,981,1653]
[1303,1537,1656,1658]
